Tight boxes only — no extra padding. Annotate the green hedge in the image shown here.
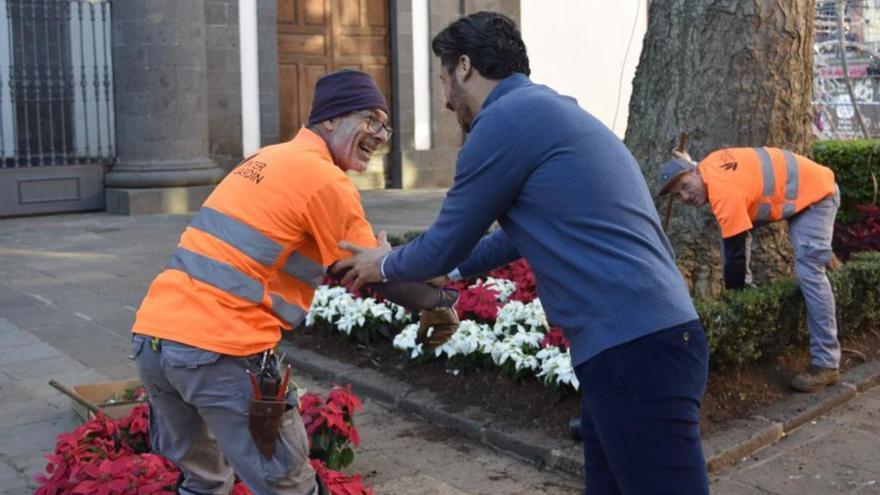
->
[697,251,880,370]
[812,140,880,222]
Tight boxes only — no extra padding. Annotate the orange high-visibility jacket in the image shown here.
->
[132,128,378,356]
[697,147,836,238]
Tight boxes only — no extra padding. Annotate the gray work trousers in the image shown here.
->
[132,334,317,495]
[788,186,841,369]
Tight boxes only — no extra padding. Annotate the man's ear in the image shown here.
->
[320,118,337,133]
[458,54,473,81]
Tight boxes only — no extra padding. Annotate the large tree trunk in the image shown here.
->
[625,0,815,299]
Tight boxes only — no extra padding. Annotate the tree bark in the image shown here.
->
[624,0,815,298]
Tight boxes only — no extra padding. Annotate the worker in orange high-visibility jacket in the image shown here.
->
[130,70,456,495]
[658,147,841,394]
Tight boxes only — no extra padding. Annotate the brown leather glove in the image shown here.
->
[417,306,460,349]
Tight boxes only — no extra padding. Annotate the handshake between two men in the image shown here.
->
[331,231,460,350]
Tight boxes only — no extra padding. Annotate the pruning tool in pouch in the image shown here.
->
[246,349,293,458]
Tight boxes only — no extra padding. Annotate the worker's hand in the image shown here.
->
[672,149,695,165]
[417,306,460,349]
[335,231,392,292]
[426,275,449,287]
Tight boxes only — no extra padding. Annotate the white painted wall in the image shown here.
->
[412,0,432,150]
[239,0,261,156]
[520,0,648,138]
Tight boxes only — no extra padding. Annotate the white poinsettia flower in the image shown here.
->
[553,349,579,390]
[535,347,578,390]
[480,277,517,302]
[489,340,514,366]
[506,329,545,350]
[339,310,368,335]
[394,304,409,322]
[494,300,523,328]
[493,299,549,335]
[393,323,420,351]
[488,339,533,370]
[435,320,491,358]
[411,343,424,358]
[366,299,391,322]
[511,349,538,371]
[536,346,561,378]
[316,288,402,333]
[523,299,548,330]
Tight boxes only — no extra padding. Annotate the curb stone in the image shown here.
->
[763,382,858,432]
[548,446,584,477]
[280,342,880,477]
[844,358,880,392]
[703,418,783,472]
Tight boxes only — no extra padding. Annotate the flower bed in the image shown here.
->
[35,386,371,495]
[308,259,580,392]
[308,251,880,383]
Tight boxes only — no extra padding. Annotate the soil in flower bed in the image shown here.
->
[285,328,880,441]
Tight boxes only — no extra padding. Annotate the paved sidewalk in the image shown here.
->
[711,385,880,494]
[0,318,107,495]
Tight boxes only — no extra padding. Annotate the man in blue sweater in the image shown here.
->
[335,11,709,494]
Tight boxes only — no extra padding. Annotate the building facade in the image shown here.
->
[1,0,652,217]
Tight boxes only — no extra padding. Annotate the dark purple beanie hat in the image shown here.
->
[307,70,389,126]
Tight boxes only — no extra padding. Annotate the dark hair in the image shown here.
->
[431,11,530,79]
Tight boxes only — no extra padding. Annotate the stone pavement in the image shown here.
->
[0,190,877,494]
[710,385,880,494]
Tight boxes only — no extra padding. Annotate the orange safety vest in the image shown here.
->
[132,128,378,356]
[698,147,836,238]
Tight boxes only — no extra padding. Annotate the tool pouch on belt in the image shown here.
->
[249,398,286,458]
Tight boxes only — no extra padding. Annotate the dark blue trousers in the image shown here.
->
[575,319,710,494]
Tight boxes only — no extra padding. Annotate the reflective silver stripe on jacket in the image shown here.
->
[281,252,325,288]
[269,292,307,327]
[168,247,264,303]
[781,150,799,218]
[755,147,775,196]
[754,147,774,223]
[753,147,801,222]
[190,207,283,266]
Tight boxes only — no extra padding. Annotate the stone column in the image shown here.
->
[106,0,225,214]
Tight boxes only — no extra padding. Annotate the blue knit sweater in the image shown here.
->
[382,74,697,366]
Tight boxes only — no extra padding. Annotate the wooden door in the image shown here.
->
[277,0,391,142]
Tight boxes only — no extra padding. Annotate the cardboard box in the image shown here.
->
[70,378,145,421]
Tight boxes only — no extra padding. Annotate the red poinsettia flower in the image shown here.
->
[488,258,537,302]
[540,326,570,351]
[327,385,362,416]
[456,285,502,321]
[310,459,374,495]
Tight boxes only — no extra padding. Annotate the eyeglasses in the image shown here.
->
[356,111,393,137]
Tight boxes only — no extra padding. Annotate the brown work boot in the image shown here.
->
[790,365,840,393]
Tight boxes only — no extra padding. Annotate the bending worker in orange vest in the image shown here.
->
[658,147,841,393]
[129,70,457,495]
